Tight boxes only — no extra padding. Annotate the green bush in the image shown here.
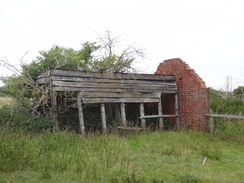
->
[210,89,244,114]
[0,103,52,132]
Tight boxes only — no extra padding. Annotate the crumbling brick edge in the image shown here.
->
[155,58,210,131]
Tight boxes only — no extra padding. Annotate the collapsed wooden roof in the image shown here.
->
[36,69,177,104]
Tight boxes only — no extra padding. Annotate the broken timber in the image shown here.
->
[36,69,178,135]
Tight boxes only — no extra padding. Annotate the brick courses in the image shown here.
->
[155,58,210,131]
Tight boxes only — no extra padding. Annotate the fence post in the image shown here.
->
[101,103,107,133]
[209,109,214,135]
[120,103,127,127]
[175,94,180,129]
[77,92,85,136]
[158,98,163,130]
[50,89,58,133]
[140,103,146,128]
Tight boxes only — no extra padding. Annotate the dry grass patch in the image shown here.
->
[0,97,14,108]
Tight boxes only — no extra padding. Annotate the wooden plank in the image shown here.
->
[77,92,85,136]
[82,97,160,103]
[51,78,176,86]
[37,70,177,100]
[206,113,244,119]
[53,86,177,93]
[117,126,143,130]
[51,76,176,85]
[36,70,50,79]
[50,69,176,81]
[101,103,107,133]
[36,77,50,84]
[140,103,146,128]
[50,89,58,133]
[51,79,176,87]
[51,80,177,91]
[158,98,163,130]
[52,80,176,90]
[49,75,58,133]
[120,103,127,127]
[209,109,214,135]
[52,86,177,93]
[175,94,180,129]
[139,114,179,119]
[80,92,161,98]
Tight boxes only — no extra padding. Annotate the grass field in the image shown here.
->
[0,128,243,183]
[0,95,243,182]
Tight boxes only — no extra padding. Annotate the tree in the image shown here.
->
[0,30,146,131]
[233,86,244,101]
[21,42,100,80]
[92,30,145,73]
[1,30,145,101]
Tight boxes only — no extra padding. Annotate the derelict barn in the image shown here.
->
[36,69,180,135]
[36,58,210,134]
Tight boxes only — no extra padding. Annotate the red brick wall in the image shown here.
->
[155,58,210,131]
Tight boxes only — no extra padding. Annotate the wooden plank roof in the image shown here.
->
[36,69,177,103]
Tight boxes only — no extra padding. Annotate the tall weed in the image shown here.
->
[214,119,244,144]
[0,129,132,181]
[128,131,220,159]
[210,89,244,144]
[0,104,52,132]
[0,129,243,182]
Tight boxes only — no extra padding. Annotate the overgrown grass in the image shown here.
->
[210,89,244,144]
[0,97,14,108]
[213,118,244,144]
[0,98,52,132]
[0,91,243,182]
[0,128,243,183]
[210,89,244,115]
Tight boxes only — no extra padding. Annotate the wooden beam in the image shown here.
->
[35,77,50,84]
[139,114,179,119]
[206,113,244,119]
[51,76,176,85]
[50,90,58,133]
[53,86,177,94]
[175,93,180,129]
[117,126,143,130]
[101,103,107,133]
[36,70,51,79]
[50,77,58,133]
[82,97,160,104]
[140,103,146,128]
[51,80,176,92]
[209,109,214,135]
[114,104,121,123]
[80,91,161,98]
[120,103,127,127]
[77,92,85,136]
[158,97,163,130]
[49,69,176,81]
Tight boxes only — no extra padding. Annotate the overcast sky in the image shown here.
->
[0,0,244,89]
